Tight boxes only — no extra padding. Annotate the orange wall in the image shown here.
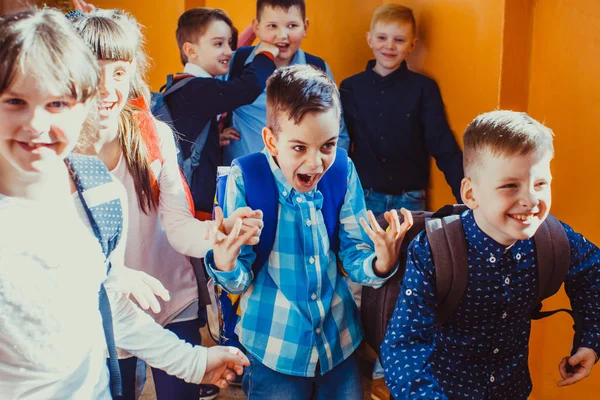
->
[526,1,600,398]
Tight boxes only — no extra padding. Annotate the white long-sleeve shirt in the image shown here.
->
[0,170,207,399]
[111,119,213,326]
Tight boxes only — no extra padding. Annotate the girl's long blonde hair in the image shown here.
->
[71,9,158,214]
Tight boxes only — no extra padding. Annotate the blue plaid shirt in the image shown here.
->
[382,210,600,399]
[207,149,392,377]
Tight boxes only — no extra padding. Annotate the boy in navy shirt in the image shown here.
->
[166,7,278,220]
[340,4,463,214]
[382,110,600,399]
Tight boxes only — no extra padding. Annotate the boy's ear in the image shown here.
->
[461,177,478,209]
[303,18,310,36]
[409,37,419,53]
[252,18,259,35]
[182,42,196,61]
[262,126,279,157]
[366,31,372,47]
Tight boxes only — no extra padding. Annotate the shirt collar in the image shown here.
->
[262,148,323,207]
[183,63,212,78]
[460,209,527,260]
[245,45,306,66]
[366,59,409,83]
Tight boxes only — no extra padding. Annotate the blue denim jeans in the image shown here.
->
[242,352,362,400]
[363,189,426,215]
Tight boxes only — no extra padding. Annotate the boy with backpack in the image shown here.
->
[222,0,350,166]
[381,110,600,399]
[205,64,413,399]
[156,7,278,220]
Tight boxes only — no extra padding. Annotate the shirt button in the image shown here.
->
[311,293,317,300]
[505,277,510,285]
[296,197,302,203]
[490,375,495,383]
[405,289,413,296]
[502,312,508,319]
[282,191,288,196]
[309,257,315,264]
[382,158,386,163]
[380,136,385,140]
[515,253,522,260]
[316,327,321,334]
[489,256,497,263]
[493,348,500,354]
[306,219,312,227]
[381,90,384,94]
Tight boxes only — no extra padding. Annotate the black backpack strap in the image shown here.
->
[304,52,327,72]
[426,214,469,326]
[229,46,255,81]
[534,214,571,303]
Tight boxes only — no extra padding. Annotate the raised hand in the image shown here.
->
[359,208,413,276]
[223,206,263,246]
[105,267,170,313]
[72,0,96,13]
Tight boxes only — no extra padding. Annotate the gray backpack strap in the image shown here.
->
[181,120,212,185]
[533,214,571,303]
[426,214,469,326]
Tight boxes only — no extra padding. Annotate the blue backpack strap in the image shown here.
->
[304,52,327,72]
[317,148,348,252]
[229,46,255,81]
[64,153,123,398]
[233,152,278,275]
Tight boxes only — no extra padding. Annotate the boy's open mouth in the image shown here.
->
[219,59,230,65]
[508,212,540,224]
[296,173,320,188]
[276,43,290,51]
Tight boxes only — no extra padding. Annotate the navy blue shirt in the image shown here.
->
[165,54,276,213]
[340,61,463,201]
[381,210,600,399]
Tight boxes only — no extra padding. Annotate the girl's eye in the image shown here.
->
[215,41,223,47]
[293,145,306,152]
[536,181,548,187]
[322,142,335,150]
[5,98,25,106]
[48,101,71,110]
[114,70,127,79]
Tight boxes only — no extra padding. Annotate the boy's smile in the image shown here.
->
[263,107,339,193]
[254,5,308,67]
[367,21,417,77]
[462,149,552,246]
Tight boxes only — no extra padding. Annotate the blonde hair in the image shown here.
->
[71,9,158,214]
[370,4,416,35]
[463,110,554,176]
[0,8,99,102]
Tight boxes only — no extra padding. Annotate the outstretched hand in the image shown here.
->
[223,206,263,246]
[359,208,413,276]
[105,267,170,313]
[203,346,249,388]
[558,347,597,387]
[210,207,259,272]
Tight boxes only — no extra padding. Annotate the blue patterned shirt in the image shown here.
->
[206,149,392,377]
[382,210,600,399]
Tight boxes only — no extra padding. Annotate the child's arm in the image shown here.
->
[155,119,261,258]
[420,79,464,202]
[108,289,248,387]
[204,164,258,294]
[381,233,448,400]
[337,159,411,286]
[557,223,600,386]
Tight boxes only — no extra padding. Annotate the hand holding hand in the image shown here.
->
[359,208,413,277]
[223,206,263,246]
[210,207,259,272]
[203,346,250,388]
[558,347,597,387]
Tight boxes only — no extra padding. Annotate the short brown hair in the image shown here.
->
[176,8,234,66]
[257,0,306,21]
[370,4,416,35]
[266,64,340,134]
[463,110,554,175]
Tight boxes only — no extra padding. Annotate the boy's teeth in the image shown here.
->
[512,213,535,221]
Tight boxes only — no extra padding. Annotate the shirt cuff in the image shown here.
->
[205,250,247,294]
[362,253,398,287]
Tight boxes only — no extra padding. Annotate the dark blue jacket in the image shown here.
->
[165,54,276,213]
[340,61,463,202]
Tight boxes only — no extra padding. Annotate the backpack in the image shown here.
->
[229,46,327,80]
[361,204,582,367]
[65,153,124,398]
[208,148,348,347]
[149,76,212,188]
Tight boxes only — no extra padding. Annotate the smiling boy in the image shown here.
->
[222,0,350,166]
[381,111,600,399]
[206,65,413,399]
